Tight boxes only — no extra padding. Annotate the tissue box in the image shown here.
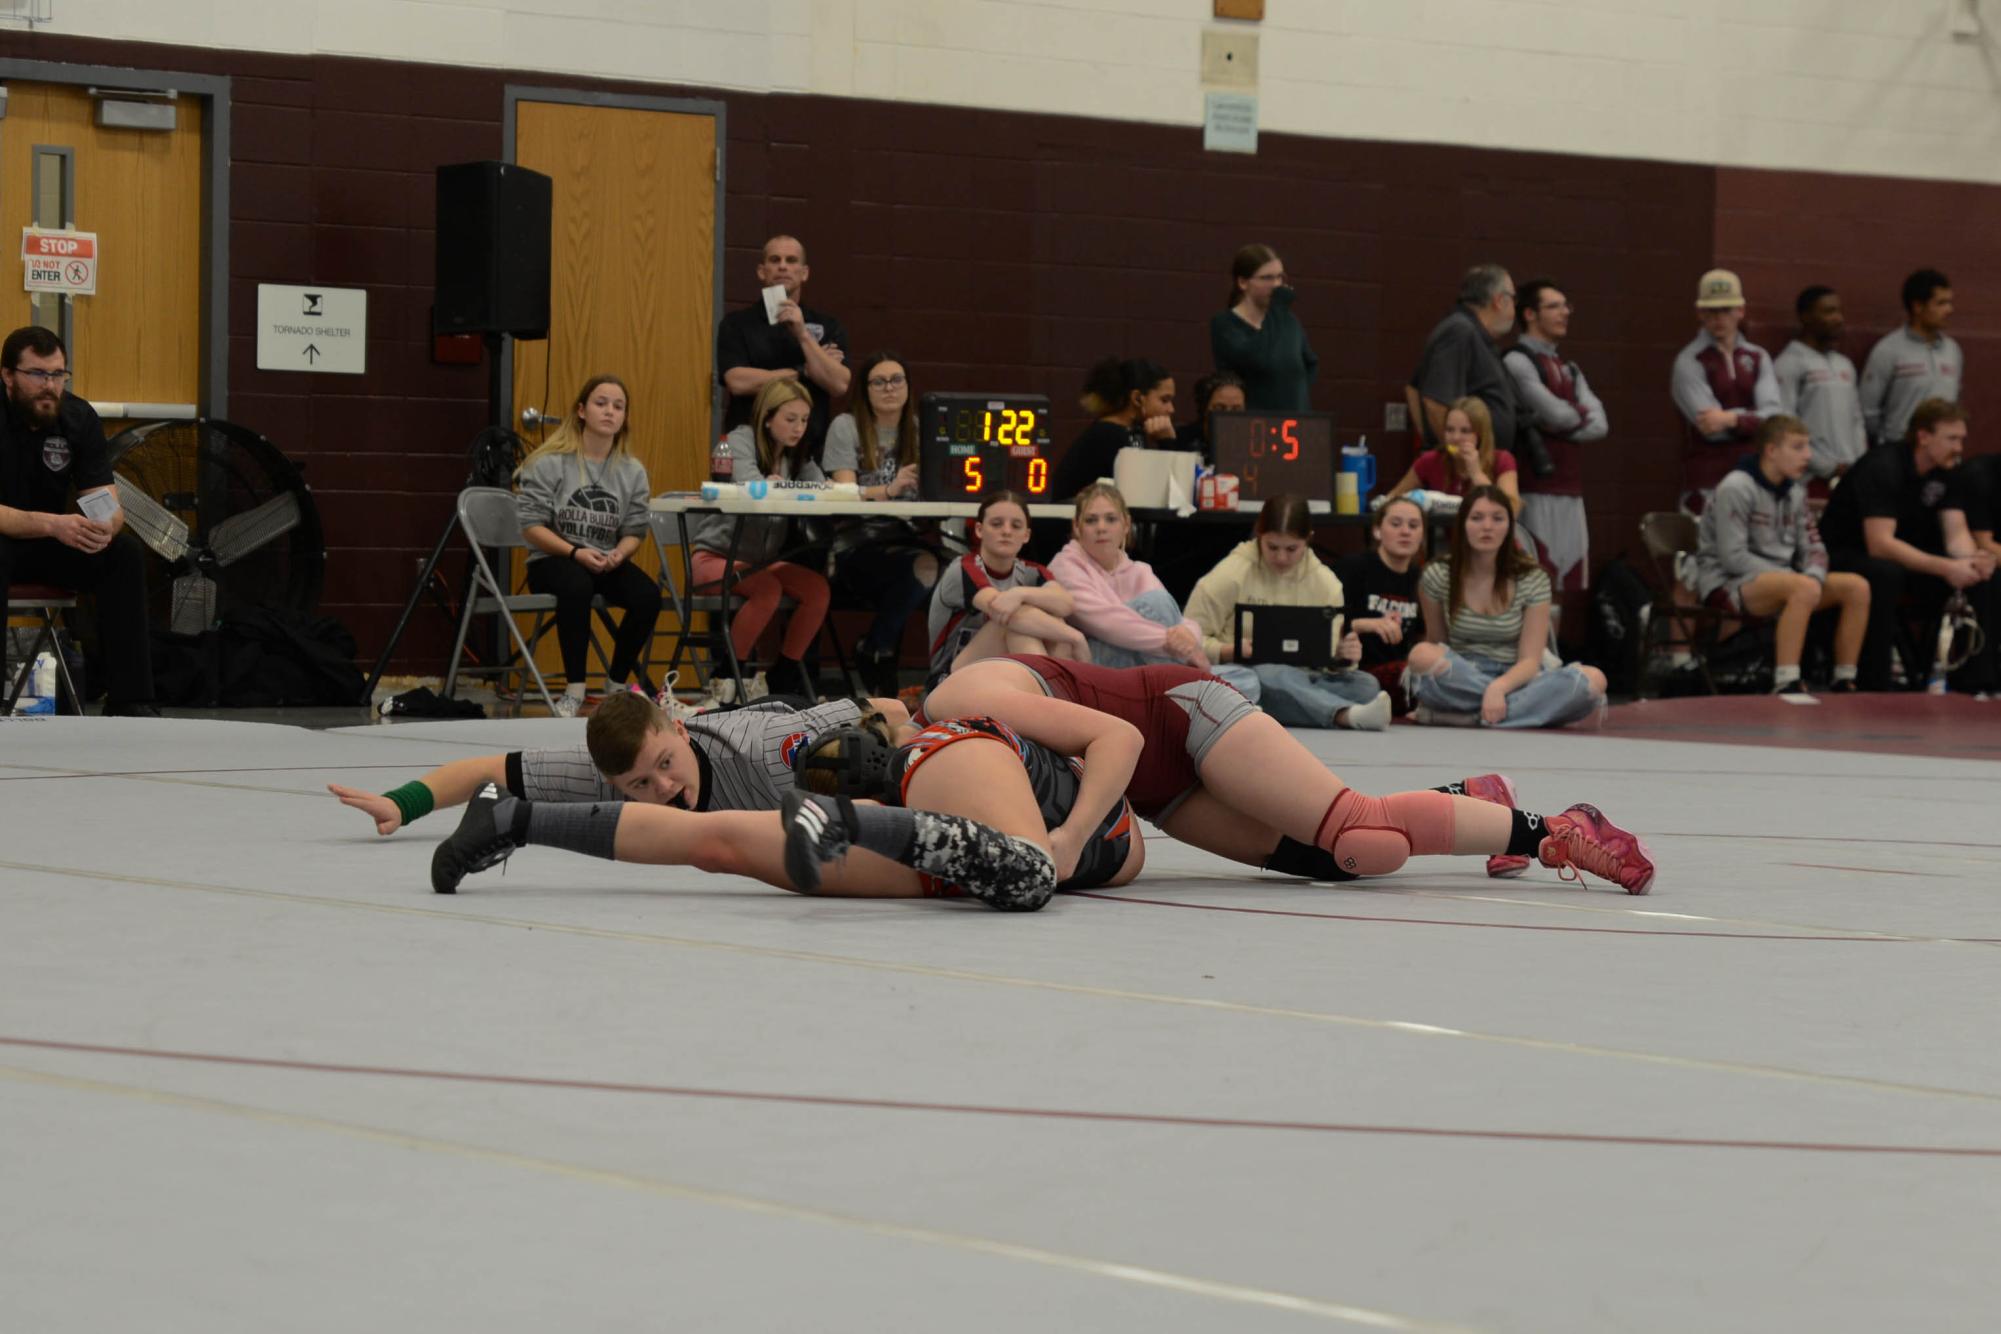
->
[1112,447,1198,509]
[1197,472,1240,511]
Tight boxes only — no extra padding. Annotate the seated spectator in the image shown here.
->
[1406,485,1606,727]
[1691,415,1870,695]
[1049,482,1208,670]
[1050,358,1177,500]
[514,374,661,717]
[0,325,156,716]
[926,491,1086,688]
[1818,398,1997,693]
[822,351,940,696]
[1209,244,1317,411]
[1860,268,1961,447]
[1337,495,1427,711]
[1173,369,1248,459]
[1382,397,1519,509]
[1672,269,1780,498]
[1186,494,1389,730]
[689,378,832,699]
[1772,285,1866,482]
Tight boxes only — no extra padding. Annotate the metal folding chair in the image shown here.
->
[443,487,610,716]
[4,584,82,714]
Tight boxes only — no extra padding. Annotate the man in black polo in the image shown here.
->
[1818,398,1996,693]
[0,325,156,715]
[1406,263,1519,454]
[714,234,851,455]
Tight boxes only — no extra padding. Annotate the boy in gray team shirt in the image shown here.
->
[1772,285,1866,481]
[1859,268,1962,446]
[329,694,895,835]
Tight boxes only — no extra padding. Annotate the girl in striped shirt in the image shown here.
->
[1406,485,1605,728]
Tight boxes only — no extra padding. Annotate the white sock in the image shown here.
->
[1774,665,1801,689]
[1833,664,1857,683]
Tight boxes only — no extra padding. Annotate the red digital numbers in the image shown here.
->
[1026,457,1048,494]
[1280,418,1300,461]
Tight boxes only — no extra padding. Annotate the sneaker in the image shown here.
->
[552,691,583,719]
[1458,772,1530,878]
[1339,692,1392,732]
[1829,679,1860,694]
[1538,803,1656,895]
[430,783,521,894]
[780,788,857,893]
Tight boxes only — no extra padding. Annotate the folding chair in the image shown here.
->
[4,584,82,714]
[1637,511,1733,696]
[443,487,611,716]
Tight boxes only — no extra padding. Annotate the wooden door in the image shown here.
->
[510,99,718,686]
[512,100,717,495]
[0,82,204,411]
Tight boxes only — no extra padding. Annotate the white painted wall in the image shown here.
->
[33,0,2001,182]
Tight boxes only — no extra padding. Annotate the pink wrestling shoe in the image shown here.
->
[1538,804,1656,895]
[1460,773,1531,879]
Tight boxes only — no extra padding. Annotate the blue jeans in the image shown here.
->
[1250,662,1380,728]
[1409,646,1599,729]
[1086,588,1191,670]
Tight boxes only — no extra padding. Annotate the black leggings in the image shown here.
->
[833,544,936,655]
[524,554,662,687]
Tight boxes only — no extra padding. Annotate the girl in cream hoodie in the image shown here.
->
[1185,494,1390,730]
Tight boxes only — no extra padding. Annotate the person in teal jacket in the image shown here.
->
[1209,243,1318,411]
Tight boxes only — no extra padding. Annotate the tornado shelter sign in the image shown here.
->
[257,284,367,374]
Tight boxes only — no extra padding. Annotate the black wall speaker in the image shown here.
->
[434,161,552,340]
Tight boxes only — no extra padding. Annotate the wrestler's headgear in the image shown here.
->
[794,725,895,800]
[1936,591,1986,674]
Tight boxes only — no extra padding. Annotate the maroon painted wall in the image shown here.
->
[5,31,1986,672]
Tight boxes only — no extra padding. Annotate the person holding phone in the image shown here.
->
[0,325,156,716]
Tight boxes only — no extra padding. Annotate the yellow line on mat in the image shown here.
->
[4,856,1997,1106]
[0,1062,1479,1333]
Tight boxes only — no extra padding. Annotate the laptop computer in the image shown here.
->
[1234,604,1344,670]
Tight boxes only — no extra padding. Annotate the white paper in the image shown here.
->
[762,284,788,324]
[78,488,121,523]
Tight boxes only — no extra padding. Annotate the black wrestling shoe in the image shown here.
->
[431,782,520,894]
[780,788,858,893]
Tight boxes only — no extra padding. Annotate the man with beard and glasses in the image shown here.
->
[0,325,155,716]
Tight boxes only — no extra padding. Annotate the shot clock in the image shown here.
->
[1209,410,1337,503]
[918,392,1055,501]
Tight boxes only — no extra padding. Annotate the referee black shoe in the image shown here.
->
[780,788,858,893]
[431,782,521,894]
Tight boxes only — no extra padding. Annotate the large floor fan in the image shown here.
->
[107,418,325,635]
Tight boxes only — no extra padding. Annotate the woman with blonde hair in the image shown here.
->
[689,377,832,698]
[1048,482,1208,670]
[515,374,661,716]
[1383,395,1521,509]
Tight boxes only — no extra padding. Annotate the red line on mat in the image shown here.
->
[9,1036,2001,1159]
[5,1036,1997,1159]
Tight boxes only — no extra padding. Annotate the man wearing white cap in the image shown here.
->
[1671,269,1781,498]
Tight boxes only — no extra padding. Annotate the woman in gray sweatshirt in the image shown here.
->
[515,374,660,716]
[1692,414,1870,694]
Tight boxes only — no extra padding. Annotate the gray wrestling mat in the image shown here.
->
[4,713,1999,1333]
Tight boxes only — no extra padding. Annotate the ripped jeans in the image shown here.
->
[1408,646,1600,729]
[1246,662,1380,727]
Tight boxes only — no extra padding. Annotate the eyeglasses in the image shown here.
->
[866,374,907,390]
[1253,272,1289,284]
[9,367,71,386]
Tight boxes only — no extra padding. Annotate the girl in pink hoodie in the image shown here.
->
[1048,483,1210,670]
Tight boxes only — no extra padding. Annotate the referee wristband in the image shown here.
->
[384,781,435,826]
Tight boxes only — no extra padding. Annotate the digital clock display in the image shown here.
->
[1209,410,1337,503]
[918,392,1055,501]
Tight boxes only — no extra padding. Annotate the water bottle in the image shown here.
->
[709,436,734,483]
[1927,612,1954,695]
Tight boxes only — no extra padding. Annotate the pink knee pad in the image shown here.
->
[1315,789,1457,877]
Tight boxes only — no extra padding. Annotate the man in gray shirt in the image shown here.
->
[1860,268,1962,446]
[1406,263,1519,453]
[1772,285,1866,481]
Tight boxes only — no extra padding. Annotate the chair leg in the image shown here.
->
[443,596,477,702]
[45,611,80,714]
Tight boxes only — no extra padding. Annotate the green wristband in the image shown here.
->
[384,781,436,826]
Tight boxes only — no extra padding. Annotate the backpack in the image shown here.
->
[1584,556,1652,694]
